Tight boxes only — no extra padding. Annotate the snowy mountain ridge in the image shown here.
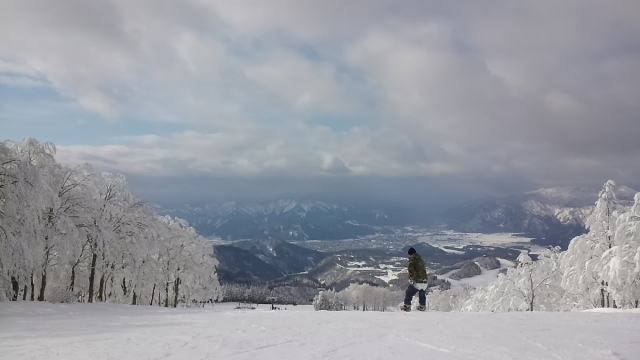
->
[157,199,390,240]
[157,199,385,218]
[525,185,637,207]
[447,183,638,248]
[521,199,593,226]
[525,184,637,224]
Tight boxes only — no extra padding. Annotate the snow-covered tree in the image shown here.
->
[561,180,622,308]
[0,139,59,302]
[0,138,221,306]
[601,193,640,308]
[428,285,471,312]
[314,289,341,311]
[461,249,564,312]
[314,284,402,312]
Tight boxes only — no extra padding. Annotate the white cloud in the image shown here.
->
[3,0,640,201]
[244,50,353,111]
[56,125,460,180]
[0,75,49,88]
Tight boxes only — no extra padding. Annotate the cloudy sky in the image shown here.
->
[2,0,640,208]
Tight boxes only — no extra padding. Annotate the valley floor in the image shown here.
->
[1,302,639,360]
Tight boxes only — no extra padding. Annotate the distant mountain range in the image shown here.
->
[157,199,390,240]
[444,184,638,248]
[160,183,638,250]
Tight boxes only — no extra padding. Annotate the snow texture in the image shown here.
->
[1,302,639,360]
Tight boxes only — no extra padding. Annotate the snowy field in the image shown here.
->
[1,303,639,360]
[419,231,534,247]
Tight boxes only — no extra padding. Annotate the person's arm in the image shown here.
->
[408,255,416,280]
[420,258,428,282]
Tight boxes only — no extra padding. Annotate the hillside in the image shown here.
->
[1,302,638,360]
[213,245,285,283]
[214,238,326,283]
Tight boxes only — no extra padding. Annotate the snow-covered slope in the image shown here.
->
[521,200,593,226]
[1,302,639,360]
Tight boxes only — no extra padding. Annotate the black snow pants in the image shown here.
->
[404,284,426,306]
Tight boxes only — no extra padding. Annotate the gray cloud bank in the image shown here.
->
[2,0,640,208]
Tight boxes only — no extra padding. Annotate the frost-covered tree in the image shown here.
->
[154,216,220,307]
[0,139,59,302]
[428,285,471,312]
[461,249,564,312]
[0,139,221,306]
[313,284,402,312]
[561,180,621,308]
[601,193,640,308]
[314,289,341,311]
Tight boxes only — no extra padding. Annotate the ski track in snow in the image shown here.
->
[1,303,639,360]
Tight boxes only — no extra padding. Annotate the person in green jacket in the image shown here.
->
[401,247,428,311]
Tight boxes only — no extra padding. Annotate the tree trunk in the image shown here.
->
[132,291,137,305]
[88,252,97,303]
[108,274,113,300]
[23,285,27,301]
[158,289,161,307]
[69,266,76,292]
[164,283,169,308]
[30,273,34,301]
[173,278,180,308]
[121,277,127,296]
[150,283,156,306]
[606,293,610,308]
[11,276,19,301]
[613,300,617,309]
[38,241,52,302]
[97,274,105,302]
[38,268,47,301]
[600,288,605,307]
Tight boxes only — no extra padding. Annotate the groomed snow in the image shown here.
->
[1,302,639,360]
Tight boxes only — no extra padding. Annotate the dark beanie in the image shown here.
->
[408,247,416,255]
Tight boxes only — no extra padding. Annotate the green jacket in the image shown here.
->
[408,253,428,283]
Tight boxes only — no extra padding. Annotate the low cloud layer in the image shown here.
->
[2,0,640,207]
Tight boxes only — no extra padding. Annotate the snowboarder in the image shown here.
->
[401,247,428,312]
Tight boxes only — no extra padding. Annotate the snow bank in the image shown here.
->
[1,302,638,360]
[582,308,640,313]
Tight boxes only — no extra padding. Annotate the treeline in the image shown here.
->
[221,283,319,305]
[314,283,403,311]
[429,180,640,311]
[0,139,221,306]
